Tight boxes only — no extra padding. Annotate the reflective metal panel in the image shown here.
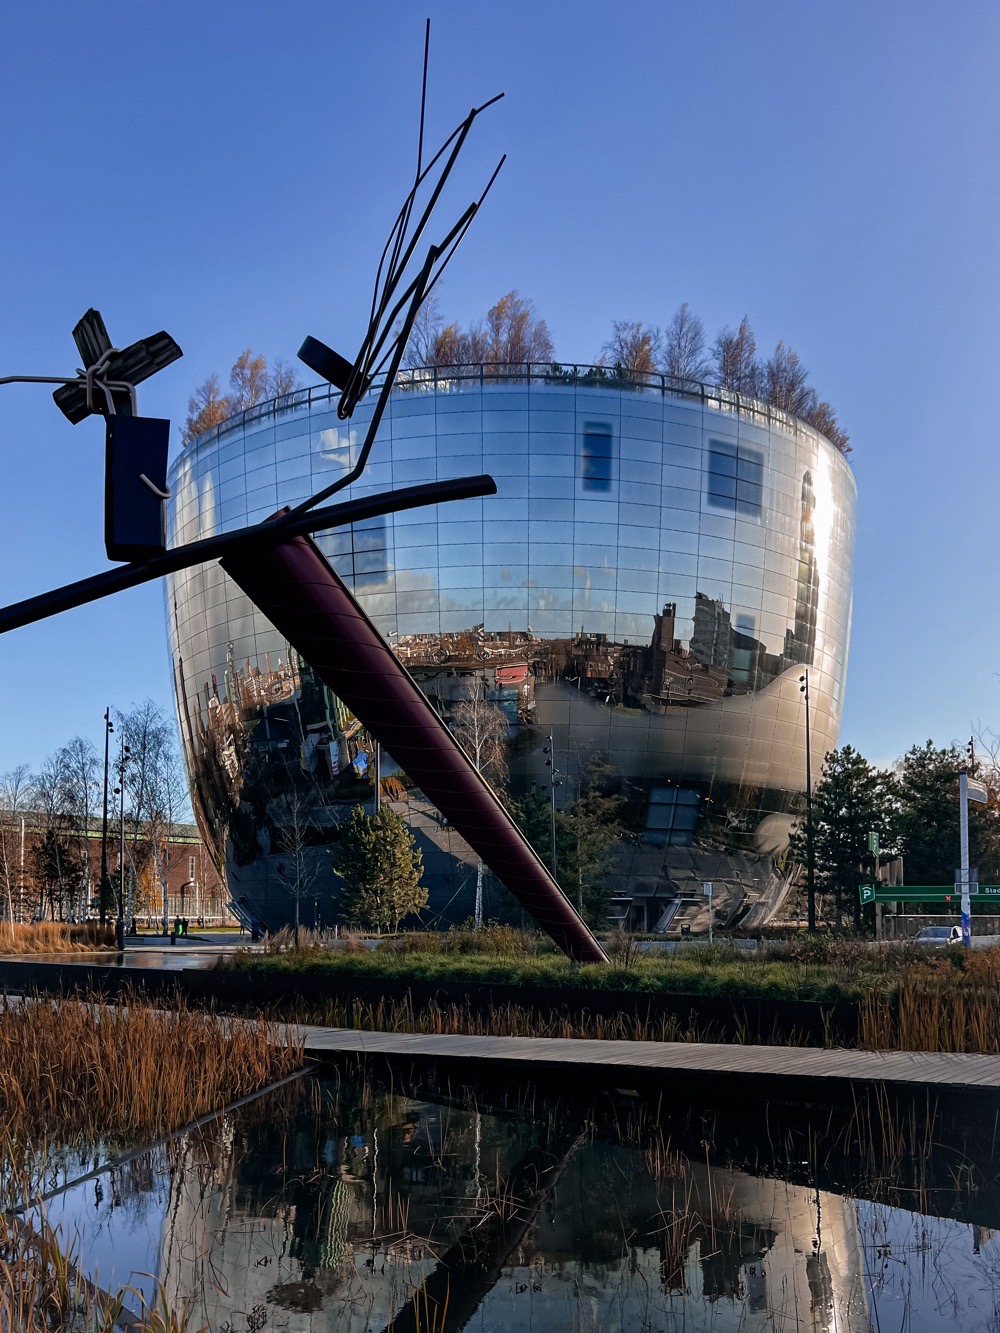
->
[166,373,856,931]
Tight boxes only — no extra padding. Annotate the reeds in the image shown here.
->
[0,921,115,954]
[859,954,1000,1053]
[299,992,719,1043]
[0,992,302,1164]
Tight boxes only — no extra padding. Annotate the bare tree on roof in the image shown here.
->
[228,349,271,412]
[805,399,851,455]
[762,340,817,418]
[182,373,230,446]
[600,320,662,375]
[664,303,709,381]
[712,316,760,396]
[402,292,446,368]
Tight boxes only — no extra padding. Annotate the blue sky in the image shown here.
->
[1,0,998,775]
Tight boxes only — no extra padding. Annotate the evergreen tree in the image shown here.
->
[789,745,899,929]
[895,742,964,887]
[332,805,426,932]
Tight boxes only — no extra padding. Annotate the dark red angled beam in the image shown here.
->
[221,520,609,964]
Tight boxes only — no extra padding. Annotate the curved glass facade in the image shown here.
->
[165,369,855,930]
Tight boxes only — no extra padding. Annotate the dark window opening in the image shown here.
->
[707,440,763,516]
[581,423,614,492]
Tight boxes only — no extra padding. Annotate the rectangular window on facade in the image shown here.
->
[188,855,196,881]
[352,517,389,579]
[706,440,763,516]
[581,423,614,492]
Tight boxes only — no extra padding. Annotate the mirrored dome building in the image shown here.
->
[165,365,855,932]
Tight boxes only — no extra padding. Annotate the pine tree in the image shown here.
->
[332,805,426,932]
[789,745,899,929]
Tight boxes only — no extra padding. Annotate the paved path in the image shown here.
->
[295,1025,1000,1096]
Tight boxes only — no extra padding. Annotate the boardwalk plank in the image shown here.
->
[294,1027,1000,1095]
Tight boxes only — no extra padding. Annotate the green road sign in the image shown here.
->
[868,831,879,858]
[859,884,1000,904]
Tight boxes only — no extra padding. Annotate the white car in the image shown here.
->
[914,925,962,945]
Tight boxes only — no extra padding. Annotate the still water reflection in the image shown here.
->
[36,1076,1000,1331]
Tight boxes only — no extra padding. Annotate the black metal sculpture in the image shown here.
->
[0,26,609,963]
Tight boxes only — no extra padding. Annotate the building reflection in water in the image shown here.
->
[46,1082,870,1331]
[166,373,856,932]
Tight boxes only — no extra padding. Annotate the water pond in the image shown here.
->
[30,1071,1000,1331]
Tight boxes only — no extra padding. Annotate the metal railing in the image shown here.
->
[188,361,841,457]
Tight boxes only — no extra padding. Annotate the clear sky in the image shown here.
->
[1,0,998,776]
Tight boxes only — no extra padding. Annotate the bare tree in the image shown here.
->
[600,320,662,375]
[762,340,816,418]
[273,786,326,945]
[270,358,301,398]
[451,682,510,926]
[663,303,709,381]
[228,349,271,412]
[433,321,476,366]
[805,399,851,455]
[0,766,32,923]
[31,752,74,920]
[56,737,99,920]
[712,316,760,396]
[478,291,554,366]
[402,292,446,369]
[182,373,230,446]
[120,701,188,926]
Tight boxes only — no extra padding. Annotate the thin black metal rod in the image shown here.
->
[379,19,432,329]
[366,156,506,382]
[364,90,503,359]
[360,202,478,379]
[0,474,497,635]
[284,247,439,519]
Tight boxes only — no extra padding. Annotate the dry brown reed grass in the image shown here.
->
[0,991,303,1152]
[303,992,719,1043]
[860,948,1000,1053]
[0,995,301,1329]
[0,921,115,955]
[641,1134,739,1290]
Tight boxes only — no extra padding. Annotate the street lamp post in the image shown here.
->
[799,672,816,934]
[99,708,113,927]
[115,738,130,951]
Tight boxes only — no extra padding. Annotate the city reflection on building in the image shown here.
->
[165,371,855,931]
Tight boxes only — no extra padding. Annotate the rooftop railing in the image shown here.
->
[187,361,841,457]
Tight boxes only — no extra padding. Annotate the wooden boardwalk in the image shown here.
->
[296,1026,1000,1097]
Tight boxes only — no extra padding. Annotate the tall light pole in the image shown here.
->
[115,738,130,951]
[99,708,113,926]
[799,672,816,934]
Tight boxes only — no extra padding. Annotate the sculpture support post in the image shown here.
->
[221,523,608,964]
